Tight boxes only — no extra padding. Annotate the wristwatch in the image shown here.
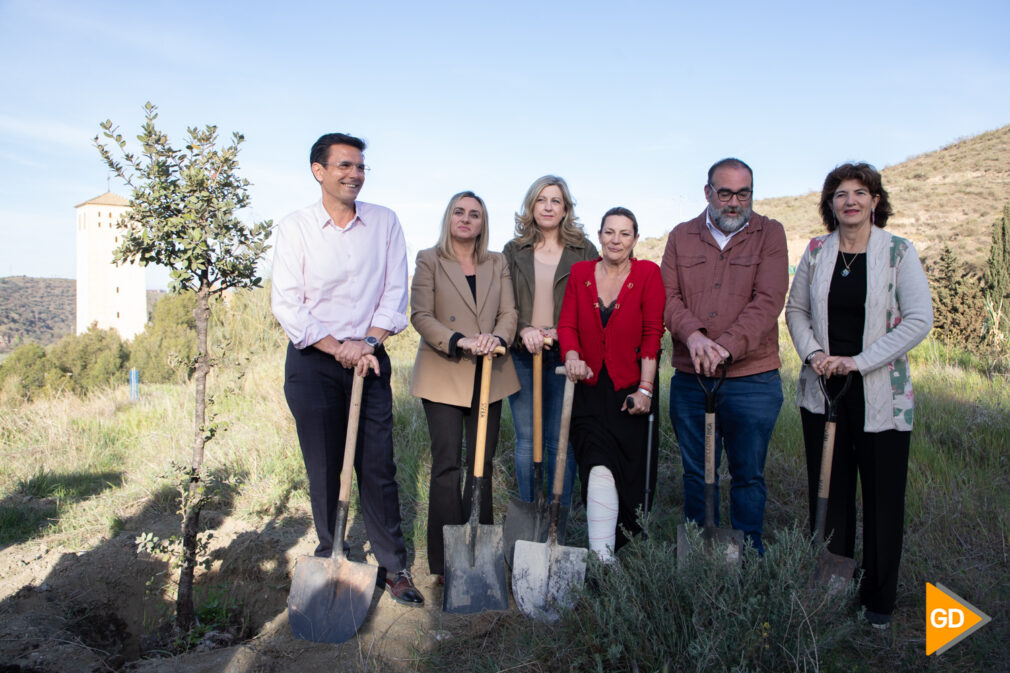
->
[364,336,379,350]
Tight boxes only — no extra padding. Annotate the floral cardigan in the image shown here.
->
[785,227,933,432]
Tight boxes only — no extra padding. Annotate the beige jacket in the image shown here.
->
[409,247,520,406]
[785,227,933,432]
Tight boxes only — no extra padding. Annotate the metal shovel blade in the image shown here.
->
[287,554,378,644]
[504,496,568,568]
[676,521,744,566]
[287,373,378,644]
[813,549,857,591]
[442,516,508,614]
[512,538,587,622]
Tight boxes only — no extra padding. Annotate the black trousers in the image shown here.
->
[283,343,408,573]
[422,366,501,574]
[801,374,910,615]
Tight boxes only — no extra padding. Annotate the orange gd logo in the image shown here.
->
[925,582,992,656]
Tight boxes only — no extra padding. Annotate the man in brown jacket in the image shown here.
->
[661,158,788,555]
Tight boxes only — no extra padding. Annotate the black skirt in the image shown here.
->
[570,365,659,550]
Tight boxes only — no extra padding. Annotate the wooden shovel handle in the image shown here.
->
[551,366,575,500]
[338,373,365,505]
[814,420,837,540]
[531,337,554,465]
[533,350,543,464]
[471,346,506,479]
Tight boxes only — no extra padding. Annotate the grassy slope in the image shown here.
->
[634,124,1010,270]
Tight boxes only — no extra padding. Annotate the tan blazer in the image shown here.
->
[410,247,520,407]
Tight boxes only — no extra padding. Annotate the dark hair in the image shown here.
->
[310,133,366,166]
[818,162,893,231]
[707,157,753,185]
[599,206,638,236]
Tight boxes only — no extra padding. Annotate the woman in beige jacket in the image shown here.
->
[410,191,520,580]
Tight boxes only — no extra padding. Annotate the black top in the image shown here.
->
[599,298,617,328]
[828,251,866,357]
[448,274,504,357]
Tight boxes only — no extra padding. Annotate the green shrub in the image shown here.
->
[130,292,198,383]
[48,324,130,394]
[0,342,60,400]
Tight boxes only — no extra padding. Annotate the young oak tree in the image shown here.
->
[96,102,272,632]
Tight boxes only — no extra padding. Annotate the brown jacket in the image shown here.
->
[409,247,520,406]
[502,236,598,343]
[660,210,788,377]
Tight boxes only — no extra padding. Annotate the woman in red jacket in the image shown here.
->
[558,207,665,562]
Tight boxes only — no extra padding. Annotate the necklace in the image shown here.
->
[839,251,860,277]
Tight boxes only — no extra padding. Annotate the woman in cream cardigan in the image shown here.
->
[410,191,520,581]
[785,163,932,628]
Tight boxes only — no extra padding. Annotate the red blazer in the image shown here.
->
[558,258,665,389]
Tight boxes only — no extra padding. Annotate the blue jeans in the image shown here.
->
[508,347,576,507]
[669,369,783,554]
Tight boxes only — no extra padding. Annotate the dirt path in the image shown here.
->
[0,506,489,672]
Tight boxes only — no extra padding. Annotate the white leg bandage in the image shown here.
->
[586,465,618,563]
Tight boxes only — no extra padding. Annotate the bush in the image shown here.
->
[47,324,130,394]
[0,342,60,400]
[130,292,198,383]
[430,526,860,673]
[930,244,987,349]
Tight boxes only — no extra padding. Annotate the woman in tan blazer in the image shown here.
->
[410,191,520,580]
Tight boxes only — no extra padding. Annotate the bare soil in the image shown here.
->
[0,502,482,673]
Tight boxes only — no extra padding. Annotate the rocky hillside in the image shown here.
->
[637,124,1010,271]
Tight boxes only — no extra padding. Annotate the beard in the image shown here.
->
[708,203,752,234]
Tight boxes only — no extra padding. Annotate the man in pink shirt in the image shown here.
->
[661,158,788,555]
[272,133,423,606]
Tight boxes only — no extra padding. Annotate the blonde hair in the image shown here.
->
[436,191,489,263]
[513,175,587,247]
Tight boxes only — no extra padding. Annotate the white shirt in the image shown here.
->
[705,211,750,250]
[271,200,409,349]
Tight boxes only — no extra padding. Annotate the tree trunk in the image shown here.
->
[176,283,212,632]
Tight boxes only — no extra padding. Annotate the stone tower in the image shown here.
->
[75,192,147,339]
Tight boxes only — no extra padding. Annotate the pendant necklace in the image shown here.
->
[839,251,859,277]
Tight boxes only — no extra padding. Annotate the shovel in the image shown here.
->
[812,373,857,588]
[504,338,568,567]
[512,365,588,622]
[443,346,509,613]
[288,372,379,643]
[677,365,744,566]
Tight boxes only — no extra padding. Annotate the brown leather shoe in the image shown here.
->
[385,570,424,606]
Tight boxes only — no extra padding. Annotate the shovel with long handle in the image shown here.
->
[512,366,588,622]
[288,372,379,643]
[505,339,568,567]
[443,346,509,613]
[677,365,743,566]
[812,373,857,588]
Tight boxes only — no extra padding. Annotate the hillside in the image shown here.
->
[636,124,1010,270]
[0,277,75,352]
[0,277,165,353]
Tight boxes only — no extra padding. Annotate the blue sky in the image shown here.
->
[1,0,1008,288]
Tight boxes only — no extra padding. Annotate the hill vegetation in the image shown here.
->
[634,124,1010,270]
[0,276,165,354]
[0,276,74,352]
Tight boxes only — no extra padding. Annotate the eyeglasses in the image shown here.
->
[322,161,370,173]
[709,186,752,203]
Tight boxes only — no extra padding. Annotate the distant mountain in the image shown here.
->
[635,124,1010,271]
[0,277,163,353]
[0,277,75,352]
